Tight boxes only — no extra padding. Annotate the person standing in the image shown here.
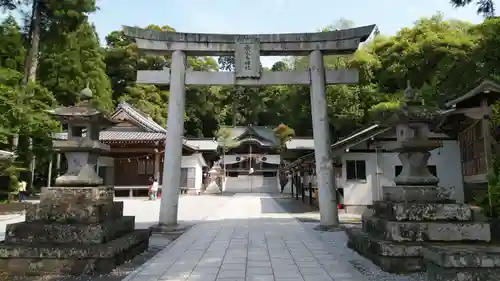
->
[279,172,287,193]
[18,180,27,202]
[151,178,159,200]
[147,177,154,200]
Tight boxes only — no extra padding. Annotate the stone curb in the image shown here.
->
[0,213,23,221]
[121,228,192,281]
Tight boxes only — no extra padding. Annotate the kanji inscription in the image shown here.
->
[235,38,260,78]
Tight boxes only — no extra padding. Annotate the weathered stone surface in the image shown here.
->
[346,227,423,272]
[347,227,421,257]
[394,151,439,186]
[422,245,500,268]
[363,217,491,242]
[25,201,123,223]
[0,186,151,276]
[427,261,500,281]
[373,201,473,221]
[0,230,150,276]
[122,25,376,56]
[0,229,150,259]
[5,216,135,244]
[39,186,114,205]
[382,185,453,203]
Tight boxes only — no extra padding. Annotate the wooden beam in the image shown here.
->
[136,69,359,86]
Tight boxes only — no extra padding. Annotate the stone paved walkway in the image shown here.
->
[124,194,370,281]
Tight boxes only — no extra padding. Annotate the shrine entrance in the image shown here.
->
[124,25,376,227]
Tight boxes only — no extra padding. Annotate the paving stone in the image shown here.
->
[246,275,275,281]
[45,194,433,281]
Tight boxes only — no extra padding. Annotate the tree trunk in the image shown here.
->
[23,0,41,84]
[22,0,42,192]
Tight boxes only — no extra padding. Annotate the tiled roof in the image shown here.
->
[112,101,166,133]
[445,79,500,108]
[218,126,280,147]
[52,131,165,141]
[101,131,165,141]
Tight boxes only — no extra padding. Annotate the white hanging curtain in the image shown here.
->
[223,154,247,165]
[255,154,280,165]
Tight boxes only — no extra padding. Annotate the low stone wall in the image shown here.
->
[0,202,27,215]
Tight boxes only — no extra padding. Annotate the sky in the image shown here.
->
[0,0,484,67]
[88,0,484,67]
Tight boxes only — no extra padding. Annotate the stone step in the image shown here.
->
[25,201,124,223]
[372,201,481,222]
[0,229,151,276]
[345,227,422,273]
[363,217,491,242]
[346,227,493,274]
[423,245,500,281]
[4,216,135,244]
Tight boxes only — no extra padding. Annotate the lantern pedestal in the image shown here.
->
[0,91,151,276]
[0,186,151,276]
[346,95,497,278]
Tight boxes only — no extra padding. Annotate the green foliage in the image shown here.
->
[368,100,401,120]
[450,0,495,17]
[0,16,24,71]
[216,127,239,152]
[3,7,500,197]
[274,124,295,153]
[475,165,500,217]
[38,19,112,111]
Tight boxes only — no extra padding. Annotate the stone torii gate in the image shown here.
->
[124,25,375,228]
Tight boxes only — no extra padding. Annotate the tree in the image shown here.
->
[104,25,220,134]
[0,16,25,72]
[450,0,495,17]
[274,124,295,166]
[38,20,113,110]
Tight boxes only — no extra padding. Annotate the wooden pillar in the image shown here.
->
[481,99,494,171]
[295,168,299,200]
[154,149,160,181]
[308,165,313,205]
[300,169,305,203]
[56,153,61,176]
[47,154,53,188]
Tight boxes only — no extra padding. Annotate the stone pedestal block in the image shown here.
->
[347,196,492,273]
[382,185,453,203]
[346,227,423,272]
[373,201,474,221]
[0,186,151,276]
[423,245,500,281]
[363,216,490,242]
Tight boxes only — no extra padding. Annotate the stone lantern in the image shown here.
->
[50,86,116,187]
[205,162,223,193]
[345,81,496,279]
[0,86,152,277]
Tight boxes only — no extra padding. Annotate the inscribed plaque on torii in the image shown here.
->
[234,37,261,78]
